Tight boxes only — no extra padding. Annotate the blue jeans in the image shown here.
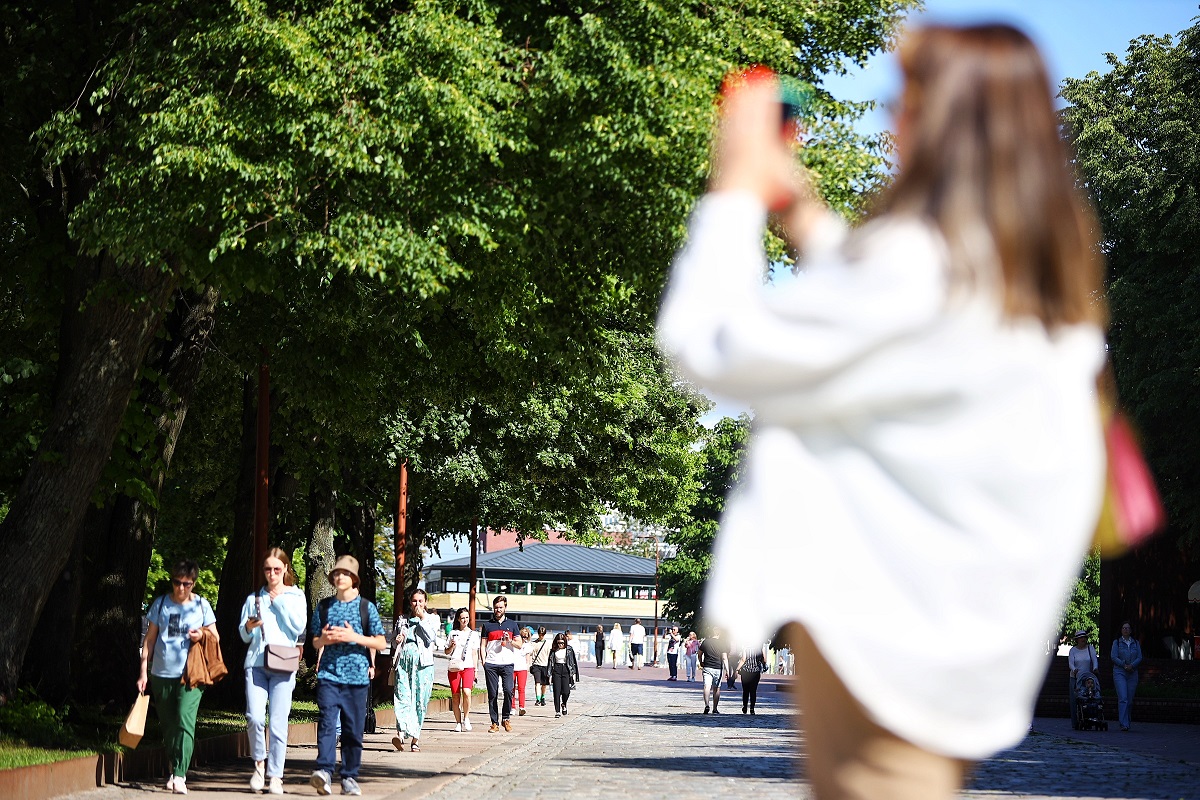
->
[668,653,679,678]
[484,663,514,724]
[245,667,297,778]
[1112,668,1138,729]
[316,681,368,778]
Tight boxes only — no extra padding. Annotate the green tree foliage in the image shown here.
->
[1061,22,1200,557]
[1,0,913,697]
[660,415,751,632]
[1058,548,1101,645]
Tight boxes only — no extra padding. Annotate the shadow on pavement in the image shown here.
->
[611,710,794,731]
[562,754,803,780]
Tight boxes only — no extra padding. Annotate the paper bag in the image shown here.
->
[119,693,150,749]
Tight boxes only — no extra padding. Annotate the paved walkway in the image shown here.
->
[61,664,1198,800]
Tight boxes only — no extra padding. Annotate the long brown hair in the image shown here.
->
[263,547,296,587]
[878,24,1105,329]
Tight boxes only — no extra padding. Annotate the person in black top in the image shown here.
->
[549,632,580,717]
[699,627,730,714]
[594,625,606,668]
[477,596,522,732]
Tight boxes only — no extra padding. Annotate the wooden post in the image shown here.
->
[252,352,270,586]
[468,519,479,629]
[394,461,408,630]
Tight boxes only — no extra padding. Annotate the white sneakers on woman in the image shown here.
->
[268,776,284,794]
[462,717,472,731]
[250,761,266,792]
[454,722,462,732]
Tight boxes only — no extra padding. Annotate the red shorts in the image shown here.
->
[449,668,475,693]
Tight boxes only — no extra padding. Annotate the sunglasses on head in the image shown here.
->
[171,579,194,588]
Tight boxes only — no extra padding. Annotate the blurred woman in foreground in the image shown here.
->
[658,24,1107,800]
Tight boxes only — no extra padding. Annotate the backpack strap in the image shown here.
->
[319,596,335,632]
[149,595,165,626]
[359,596,370,636]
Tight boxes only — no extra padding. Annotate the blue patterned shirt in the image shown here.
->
[311,596,383,686]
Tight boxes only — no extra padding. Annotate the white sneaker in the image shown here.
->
[172,776,188,794]
[454,722,462,732]
[309,770,332,796]
[166,776,176,792]
[268,776,284,795]
[250,761,266,792]
[463,717,472,731]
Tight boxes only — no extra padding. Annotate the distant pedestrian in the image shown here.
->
[239,548,307,795]
[1111,622,1143,731]
[665,626,682,681]
[684,632,699,681]
[530,627,554,706]
[628,619,646,669]
[479,596,522,732]
[594,626,606,668]
[1067,631,1098,728]
[737,643,768,714]
[444,607,478,732]
[699,627,729,714]
[392,588,439,752]
[608,623,624,669]
[138,559,219,795]
[514,626,533,716]
[309,555,386,797]
[549,632,581,717]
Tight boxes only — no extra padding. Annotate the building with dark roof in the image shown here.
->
[424,542,668,634]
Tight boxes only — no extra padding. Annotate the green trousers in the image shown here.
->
[150,674,205,778]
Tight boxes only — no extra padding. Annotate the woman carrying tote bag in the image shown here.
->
[238,547,308,795]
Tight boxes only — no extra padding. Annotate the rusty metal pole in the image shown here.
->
[468,518,479,629]
[252,352,270,587]
[394,461,408,631]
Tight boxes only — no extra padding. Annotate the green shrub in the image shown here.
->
[0,689,74,749]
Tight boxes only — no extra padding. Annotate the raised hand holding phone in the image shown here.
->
[711,66,820,223]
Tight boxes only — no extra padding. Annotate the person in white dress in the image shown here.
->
[657,23,1107,800]
[608,623,624,669]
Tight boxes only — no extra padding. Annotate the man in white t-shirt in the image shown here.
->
[478,596,522,732]
[628,619,646,670]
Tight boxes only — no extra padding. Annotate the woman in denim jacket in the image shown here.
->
[1110,622,1143,731]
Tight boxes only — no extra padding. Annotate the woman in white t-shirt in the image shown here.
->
[444,607,478,732]
[513,627,534,716]
[1067,631,1098,727]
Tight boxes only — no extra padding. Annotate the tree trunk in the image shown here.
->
[210,373,260,705]
[21,286,219,707]
[339,501,378,604]
[18,529,87,704]
[78,286,220,706]
[0,252,177,695]
[305,485,337,663]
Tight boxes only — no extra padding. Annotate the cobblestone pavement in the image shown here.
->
[61,667,1198,800]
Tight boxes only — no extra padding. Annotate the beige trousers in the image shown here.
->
[783,624,968,800]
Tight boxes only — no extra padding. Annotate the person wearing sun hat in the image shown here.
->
[1067,630,1097,728]
[308,555,386,797]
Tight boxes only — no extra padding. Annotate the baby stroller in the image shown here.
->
[1073,671,1108,731]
